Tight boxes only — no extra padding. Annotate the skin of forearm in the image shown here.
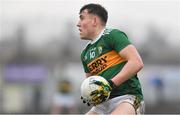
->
[111,59,143,86]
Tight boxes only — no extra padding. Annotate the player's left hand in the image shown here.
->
[90,80,112,106]
[80,96,91,106]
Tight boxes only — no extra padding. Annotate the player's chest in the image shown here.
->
[83,43,109,63]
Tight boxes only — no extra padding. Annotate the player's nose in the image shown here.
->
[77,20,81,27]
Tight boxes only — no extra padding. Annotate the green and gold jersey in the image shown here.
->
[81,28,143,100]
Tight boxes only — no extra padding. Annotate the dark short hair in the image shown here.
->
[80,3,108,25]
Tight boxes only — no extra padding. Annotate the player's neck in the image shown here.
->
[91,26,105,41]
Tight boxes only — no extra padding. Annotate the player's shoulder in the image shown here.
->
[103,28,126,37]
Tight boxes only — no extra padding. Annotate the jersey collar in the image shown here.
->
[90,28,105,44]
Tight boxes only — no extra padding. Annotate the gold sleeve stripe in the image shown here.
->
[87,50,126,75]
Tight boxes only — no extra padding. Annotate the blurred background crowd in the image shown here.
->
[0,0,180,114]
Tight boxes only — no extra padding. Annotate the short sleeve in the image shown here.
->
[109,29,131,52]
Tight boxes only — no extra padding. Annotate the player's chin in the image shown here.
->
[79,34,89,40]
[80,35,88,40]
[81,37,89,40]
[80,36,85,40]
[79,33,83,39]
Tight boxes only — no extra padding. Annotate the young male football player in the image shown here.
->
[77,3,145,115]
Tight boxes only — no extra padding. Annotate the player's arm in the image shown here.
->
[111,44,144,86]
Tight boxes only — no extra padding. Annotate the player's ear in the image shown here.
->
[92,16,98,26]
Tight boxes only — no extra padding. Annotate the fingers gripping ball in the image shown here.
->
[80,76,111,106]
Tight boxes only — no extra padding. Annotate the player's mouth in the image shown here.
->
[79,29,82,34]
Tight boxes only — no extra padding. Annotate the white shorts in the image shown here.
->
[89,94,145,114]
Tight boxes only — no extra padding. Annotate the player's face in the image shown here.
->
[77,9,95,40]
